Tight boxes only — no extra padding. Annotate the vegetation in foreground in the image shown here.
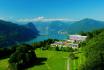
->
[70,29,104,70]
[29,48,69,70]
[8,44,37,70]
[0,39,70,70]
[0,48,69,70]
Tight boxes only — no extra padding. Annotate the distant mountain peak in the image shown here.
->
[27,22,34,26]
[80,18,97,22]
[75,18,102,24]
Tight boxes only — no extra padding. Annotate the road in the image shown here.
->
[67,58,70,70]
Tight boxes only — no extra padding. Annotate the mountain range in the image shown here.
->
[25,18,104,35]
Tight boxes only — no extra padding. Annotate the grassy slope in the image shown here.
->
[70,48,86,70]
[28,48,69,70]
[0,58,9,70]
[0,49,69,70]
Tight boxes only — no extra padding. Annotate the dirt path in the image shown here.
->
[67,58,70,70]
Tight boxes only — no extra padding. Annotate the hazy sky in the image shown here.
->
[0,0,104,21]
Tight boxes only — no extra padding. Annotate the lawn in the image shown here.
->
[69,48,86,70]
[0,58,9,70]
[0,48,69,70]
[28,48,69,70]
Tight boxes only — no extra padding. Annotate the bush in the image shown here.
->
[69,52,76,60]
[62,47,74,52]
[8,44,37,70]
[56,46,60,51]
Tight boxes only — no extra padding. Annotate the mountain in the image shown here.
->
[48,21,72,34]
[32,21,73,35]
[0,20,39,47]
[68,18,104,34]
[25,18,104,35]
[25,22,39,35]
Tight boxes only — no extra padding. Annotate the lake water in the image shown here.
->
[26,34,68,44]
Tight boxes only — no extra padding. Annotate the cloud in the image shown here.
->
[37,16,44,20]
[0,16,13,21]
[17,16,76,22]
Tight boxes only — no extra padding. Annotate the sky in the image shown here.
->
[0,0,104,22]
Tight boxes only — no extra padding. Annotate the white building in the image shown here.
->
[50,35,87,49]
[69,35,87,42]
[69,43,79,49]
[51,41,64,47]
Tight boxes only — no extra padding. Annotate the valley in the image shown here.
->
[0,0,104,70]
[0,19,104,70]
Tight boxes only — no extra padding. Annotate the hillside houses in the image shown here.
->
[69,35,87,42]
[51,35,87,49]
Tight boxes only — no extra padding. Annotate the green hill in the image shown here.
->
[0,20,39,47]
[79,28,104,70]
[68,18,104,34]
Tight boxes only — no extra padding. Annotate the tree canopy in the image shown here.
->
[8,44,37,70]
[79,28,104,70]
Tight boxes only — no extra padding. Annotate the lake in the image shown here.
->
[26,34,69,44]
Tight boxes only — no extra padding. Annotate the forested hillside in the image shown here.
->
[79,29,104,70]
[0,20,39,47]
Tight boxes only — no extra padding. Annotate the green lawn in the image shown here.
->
[0,48,69,70]
[69,48,86,70]
[0,58,9,70]
[28,48,69,70]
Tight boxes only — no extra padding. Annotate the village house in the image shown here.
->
[69,35,87,43]
[51,35,87,49]
[51,41,64,47]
